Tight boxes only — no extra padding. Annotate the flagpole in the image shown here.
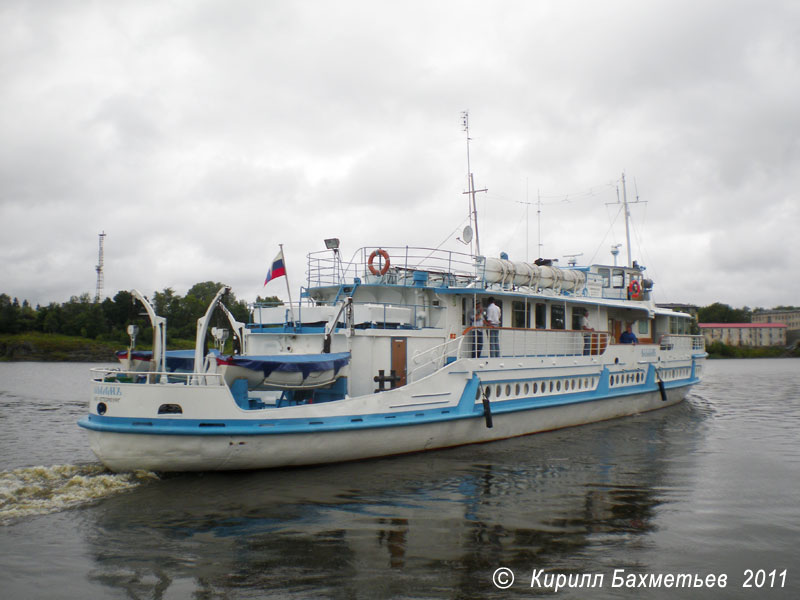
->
[279,243,297,325]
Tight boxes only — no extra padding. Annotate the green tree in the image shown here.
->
[697,302,751,323]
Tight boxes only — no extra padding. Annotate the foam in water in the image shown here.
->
[0,464,158,524]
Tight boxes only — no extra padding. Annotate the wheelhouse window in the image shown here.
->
[598,268,610,288]
[612,268,625,288]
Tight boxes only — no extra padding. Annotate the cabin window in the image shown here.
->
[570,307,585,330]
[512,301,530,328]
[669,316,689,334]
[638,320,649,336]
[612,268,625,288]
[598,268,610,287]
[551,305,565,330]
[535,304,546,329]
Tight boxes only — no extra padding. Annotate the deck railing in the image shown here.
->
[306,246,478,288]
[460,327,611,359]
[659,334,706,352]
[406,328,610,384]
[407,336,465,382]
[91,367,226,387]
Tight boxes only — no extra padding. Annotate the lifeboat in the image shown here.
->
[216,352,351,390]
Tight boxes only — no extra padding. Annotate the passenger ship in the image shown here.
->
[79,119,704,472]
[79,237,705,472]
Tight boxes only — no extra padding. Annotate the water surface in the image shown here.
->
[1,360,798,598]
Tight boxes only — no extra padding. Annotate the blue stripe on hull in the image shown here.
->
[78,375,699,437]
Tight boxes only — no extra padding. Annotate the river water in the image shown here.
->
[0,359,798,599]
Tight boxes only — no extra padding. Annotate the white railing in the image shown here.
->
[659,334,706,352]
[406,328,610,383]
[90,367,226,387]
[407,336,465,382]
[306,246,478,288]
[460,327,611,359]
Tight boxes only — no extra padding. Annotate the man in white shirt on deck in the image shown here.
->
[485,297,501,357]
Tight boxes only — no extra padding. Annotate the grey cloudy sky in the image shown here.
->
[2,0,798,309]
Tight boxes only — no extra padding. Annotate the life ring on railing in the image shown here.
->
[368,249,391,276]
[628,279,643,300]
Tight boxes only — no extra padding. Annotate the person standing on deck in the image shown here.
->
[468,301,484,358]
[485,297,501,357]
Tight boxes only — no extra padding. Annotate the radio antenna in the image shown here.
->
[461,111,487,257]
[95,231,106,302]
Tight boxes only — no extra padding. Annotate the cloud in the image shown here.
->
[1,0,799,310]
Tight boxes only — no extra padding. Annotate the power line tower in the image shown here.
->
[95,231,106,302]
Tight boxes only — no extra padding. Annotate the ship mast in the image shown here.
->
[461,111,487,257]
[621,173,632,268]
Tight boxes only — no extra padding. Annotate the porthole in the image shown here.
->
[475,386,481,400]
[515,383,520,396]
[578,379,582,390]
[524,383,529,395]
[485,386,491,399]
[533,382,538,394]
[549,381,554,393]
[496,385,502,398]
[556,380,561,392]
[505,384,511,397]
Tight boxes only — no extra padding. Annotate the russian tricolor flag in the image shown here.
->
[264,250,286,285]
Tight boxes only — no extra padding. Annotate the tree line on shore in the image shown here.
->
[1,292,795,344]
[0,282,281,346]
[696,302,799,323]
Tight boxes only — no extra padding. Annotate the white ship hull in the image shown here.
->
[80,239,706,473]
[86,385,687,472]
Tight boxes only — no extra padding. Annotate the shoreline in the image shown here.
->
[0,332,118,362]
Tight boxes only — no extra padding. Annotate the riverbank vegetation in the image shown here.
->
[697,302,799,323]
[1,283,280,361]
[706,341,800,359]
[2,292,796,361]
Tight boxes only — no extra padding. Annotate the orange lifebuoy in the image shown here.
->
[628,279,642,300]
[368,249,390,276]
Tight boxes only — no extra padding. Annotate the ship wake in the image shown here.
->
[0,464,157,524]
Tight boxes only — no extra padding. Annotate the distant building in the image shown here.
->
[751,309,800,345]
[698,323,787,347]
